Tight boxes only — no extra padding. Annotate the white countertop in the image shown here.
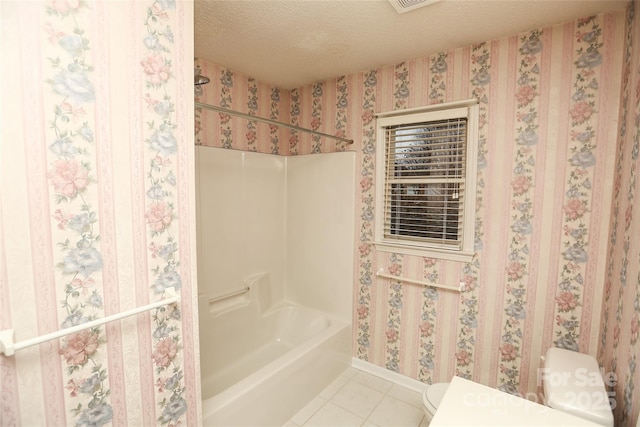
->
[430,376,602,426]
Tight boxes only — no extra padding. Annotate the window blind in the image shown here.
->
[383,117,468,249]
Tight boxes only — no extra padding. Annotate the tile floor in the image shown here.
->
[284,367,429,427]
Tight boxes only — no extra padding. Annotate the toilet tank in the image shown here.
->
[542,347,614,427]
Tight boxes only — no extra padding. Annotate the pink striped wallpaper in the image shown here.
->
[196,7,639,425]
[600,3,640,426]
[0,1,200,425]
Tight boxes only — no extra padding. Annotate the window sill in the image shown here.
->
[374,241,475,263]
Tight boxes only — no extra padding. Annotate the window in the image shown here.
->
[375,100,478,262]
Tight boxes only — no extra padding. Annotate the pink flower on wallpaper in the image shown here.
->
[146,201,173,232]
[569,101,594,124]
[419,321,433,337]
[423,257,437,268]
[71,277,95,295]
[50,0,81,15]
[152,338,178,368]
[455,349,471,366]
[310,117,321,130]
[65,378,82,397]
[631,315,639,344]
[59,330,99,366]
[357,305,369,319]
[511,175,530,195]
[506,261,526,281]
[500,342,518,362]
[219,113,231,123]
[460,275,476,292]
[358,243,371,257]
[613,324,620,347]
[556,291,579,312]
[53,208,72,229]
[150,5,169,21]
[246,130,257,141]
[361,110,374,124]
[49,159,89,198]
[385,329,398,343]
[515,85,536,106]
[625,204,633,230]
[388,263,402,276]
[141,54,170,86]
[563,198,587,220]
[360,176,373,192]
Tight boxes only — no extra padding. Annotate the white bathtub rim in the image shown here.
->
[201,307,350,418]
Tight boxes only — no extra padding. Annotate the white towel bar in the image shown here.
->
[0,287,180,357]
[376,270,462,292]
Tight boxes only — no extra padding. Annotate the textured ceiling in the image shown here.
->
[194,0,627,89]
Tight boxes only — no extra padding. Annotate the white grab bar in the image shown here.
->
[208,286,250,304]
[376,269,462,292]
[0,287,180,357]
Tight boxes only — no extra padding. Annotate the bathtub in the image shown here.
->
[199,290,352,426]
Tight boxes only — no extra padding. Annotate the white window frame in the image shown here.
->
[374,99,479,262]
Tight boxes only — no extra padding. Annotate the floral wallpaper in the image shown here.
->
[194,8,637,422]
[1,0,199,425]
[45,1,112,424]
[600,2,640,425]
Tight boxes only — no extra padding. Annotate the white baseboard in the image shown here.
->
[351,358,429,393]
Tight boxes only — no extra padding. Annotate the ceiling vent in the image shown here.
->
[388,0,442,14]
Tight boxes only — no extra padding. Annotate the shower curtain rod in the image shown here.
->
[195,101,354,145]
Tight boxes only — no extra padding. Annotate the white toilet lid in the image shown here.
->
[426,382,450,408]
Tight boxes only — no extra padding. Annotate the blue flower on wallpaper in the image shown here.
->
[431,57,447,73]
[153,324,171,339]
[517,130,538,146]
[365,73,377,87]
[79,373,102,394]
[156,0,176,10]
[155,242,178,260]
[461,312,478,328]
[79,124,94,142]
[147,185,167,200]
[149,129,178,155]
[88,291,103,308]
[563,245,588,263]
[576,49,602,68]
[165,372,183,390]
[162,26,174,43]
[154,101,174,118]
[153,271,182,294]
[52,70,95,104]
[471,70,491,86]
[570,150,596,167]
[68,212,96,234]
[59,34,85,57]
[572,90,588,102]
[62,247,104,277]
[389,294,403,309]
[506,304,526,320]
[159,397,187,424]
[511,219,533,234]
[556,335,579,352]
[61,312,89,328]
[220,71,233,87]
[77,402,113,427]
[144,35,164,52]
[520,37,543,55]
[50,138,79,157]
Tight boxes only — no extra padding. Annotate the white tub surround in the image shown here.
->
[196,147,356,426]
